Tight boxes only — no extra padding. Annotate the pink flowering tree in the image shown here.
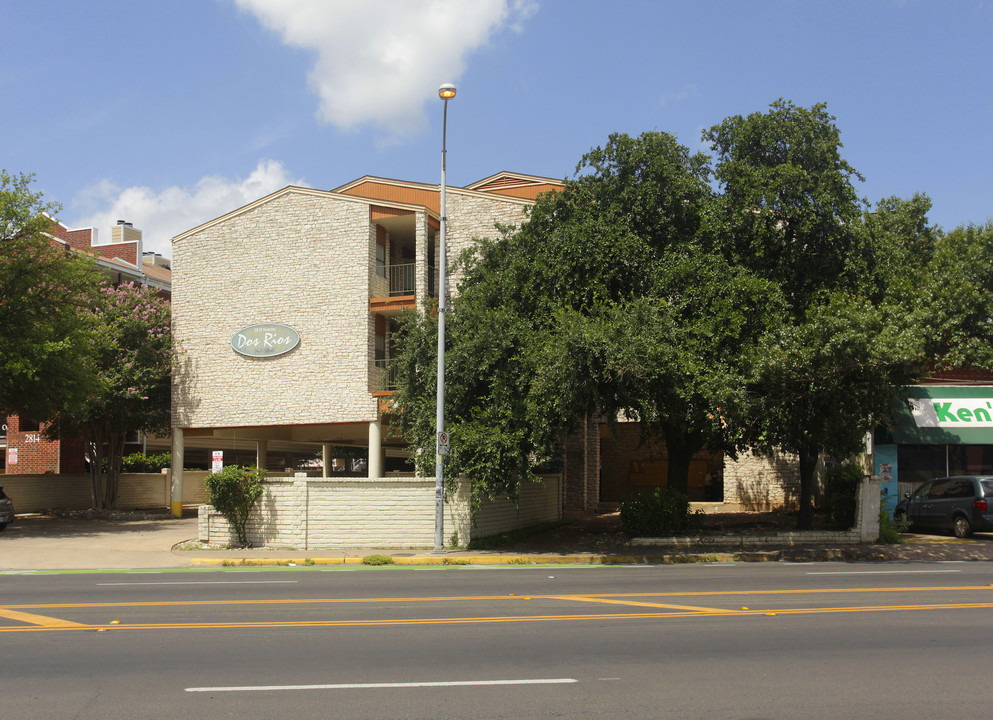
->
[49,282,172,509]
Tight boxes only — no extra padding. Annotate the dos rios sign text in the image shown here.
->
[910,398,993,428]
[231,324,300,358]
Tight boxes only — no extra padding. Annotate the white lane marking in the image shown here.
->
[186,678,578,693]
[97,581,300,586]
[805,570,962,576]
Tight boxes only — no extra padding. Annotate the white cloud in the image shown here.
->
[234,0,537,139]
[70,160,302,257]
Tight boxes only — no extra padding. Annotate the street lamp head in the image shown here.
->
[438,83,456,100]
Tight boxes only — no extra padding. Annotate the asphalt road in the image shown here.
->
[4,562,993,719]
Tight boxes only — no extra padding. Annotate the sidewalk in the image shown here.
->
[3,511,993,571]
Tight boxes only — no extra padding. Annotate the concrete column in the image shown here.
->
[256,440,268,471]
[368,420,382,479]
[170,427,184,517]
[857,476,883,542]
[322,443,333,478]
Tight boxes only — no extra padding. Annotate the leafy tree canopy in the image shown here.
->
[0,170,103,421]
[392,102,989,529]
[48,282,172,509]
[393,131,781,502]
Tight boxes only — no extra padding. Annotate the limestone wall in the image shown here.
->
[722,450,802,511]
[171,189,378,429]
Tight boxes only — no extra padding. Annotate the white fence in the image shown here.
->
[197,473,564,550]
[0,471,208,513]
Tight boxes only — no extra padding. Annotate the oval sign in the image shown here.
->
[231,323,300,358]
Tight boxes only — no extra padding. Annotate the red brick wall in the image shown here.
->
[921,367,993,383]
[94,241,139,266]
[4,416,61,474]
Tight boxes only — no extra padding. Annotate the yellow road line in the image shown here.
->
[0,607,86,628]
[5,585,991,612]
[555,596,727,612]
[3,602,993,634]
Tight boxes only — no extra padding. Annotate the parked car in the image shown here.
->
[0,486,13,530]
[895,475,993,538]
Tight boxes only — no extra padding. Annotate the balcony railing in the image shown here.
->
[388,264,415,296]
[380,263,437,298]
[374,359,399,391]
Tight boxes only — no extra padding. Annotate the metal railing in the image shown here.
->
[374,359,399,391]
[388,264,415,296]
[383,263,437,298]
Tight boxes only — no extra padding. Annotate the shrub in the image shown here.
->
[204,465,266,547]
[361,554,394,566]
[120,452,172,473]
[878,509,911,544]
[619,488,697,537]
[824,464,863,529]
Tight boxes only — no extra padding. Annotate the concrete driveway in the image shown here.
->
[1,514,199,571]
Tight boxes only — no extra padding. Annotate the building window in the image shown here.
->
[376,243,386,278]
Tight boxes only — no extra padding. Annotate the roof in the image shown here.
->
[173,172,565,244]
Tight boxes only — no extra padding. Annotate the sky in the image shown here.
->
[2,0,991,258]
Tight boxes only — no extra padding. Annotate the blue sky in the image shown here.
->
[2,0,991,256]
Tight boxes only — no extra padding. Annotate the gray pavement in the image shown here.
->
[4,510,993,571]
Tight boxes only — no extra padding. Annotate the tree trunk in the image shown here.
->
[665,443,692,495]
[103,432,125,509]
[87,441,104,510]
[663,426,702,497]
[796,445,819,530]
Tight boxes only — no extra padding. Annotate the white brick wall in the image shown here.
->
[198,474,562,549]
[3,471,209,512]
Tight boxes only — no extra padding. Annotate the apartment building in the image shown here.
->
[168,173,571,515]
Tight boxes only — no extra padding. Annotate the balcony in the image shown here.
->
[376,263,437,298]
[387,263,415,296]
[374,359,399,391]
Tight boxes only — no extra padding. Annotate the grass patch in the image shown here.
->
[361,554,395,566]
[441,558,471,565]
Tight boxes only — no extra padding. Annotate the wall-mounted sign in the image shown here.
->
[231,324,300,358]
[910,397,993,428]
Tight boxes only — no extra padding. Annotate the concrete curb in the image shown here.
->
[185,550,831,567]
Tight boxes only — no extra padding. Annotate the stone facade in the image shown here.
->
[171,184,536,433]
[722,450,803,511]
[172,189,379,429]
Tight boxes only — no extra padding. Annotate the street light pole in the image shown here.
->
[435,82,456,553]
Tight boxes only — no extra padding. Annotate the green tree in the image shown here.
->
[921,221,993,371]
[49,282,172,509]
[705,101,927,528]
[0,170,103,422]
[392,131,779,503]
